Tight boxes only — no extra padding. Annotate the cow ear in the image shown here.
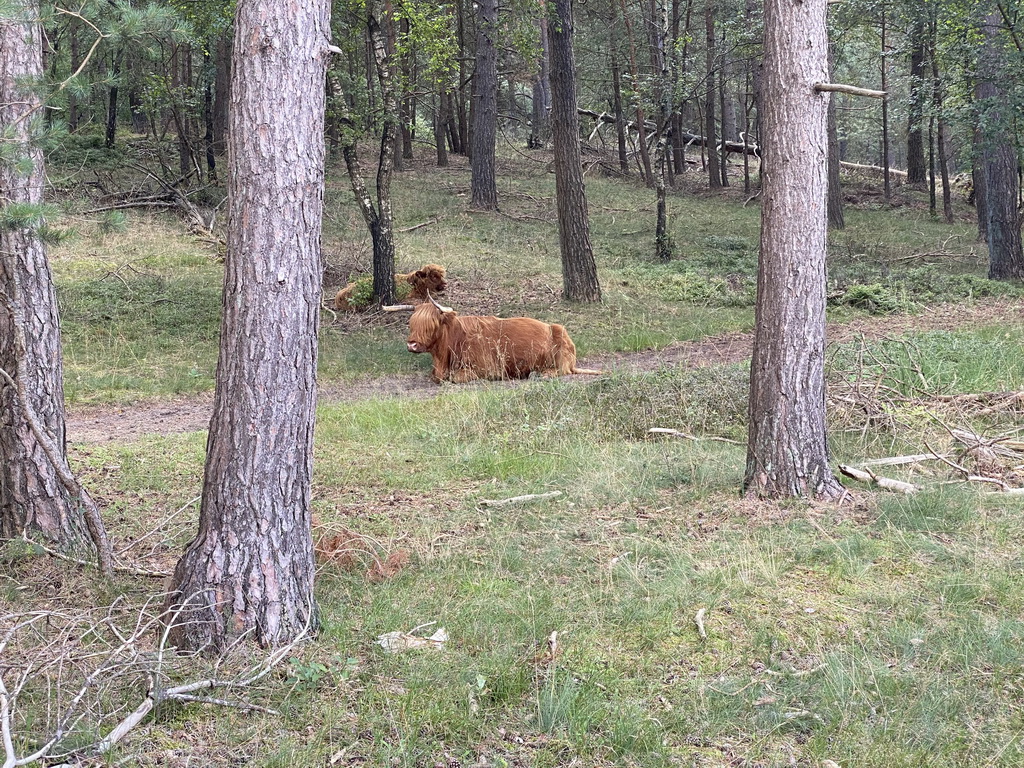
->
[414,270,425,278]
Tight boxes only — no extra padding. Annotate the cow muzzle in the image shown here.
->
[407,341,424,353]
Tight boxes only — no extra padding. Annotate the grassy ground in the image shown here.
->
[6,143,1024,766]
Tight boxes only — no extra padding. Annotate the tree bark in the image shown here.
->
[529,14,551,149]
[612,58,629,173]
[1,1,110,564]
[744,0,845,500]
[549,0,601,302]
[164,0,328,651]
[704,0,720,189]
[906,18,927,185]
[978,10,1024,280]
[470,0,499,209]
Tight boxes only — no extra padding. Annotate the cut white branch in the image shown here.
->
[648,428,744,445]
[838,464,920,494]
[814,82,887,99]
[694,608,708,640]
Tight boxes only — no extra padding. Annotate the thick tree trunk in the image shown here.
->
[549,0,601,302]
[906,19,927,186]
[978,11,1024,280]
[164,0,328,652]
[470,0,499,209]
[1,2,110,565]
[744,0,845,500]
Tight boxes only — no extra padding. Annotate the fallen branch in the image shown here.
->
[648,428,744,446]
[859,453,949,467]
[838,464,920,494]
[478,491,563,508]
[397,217,439,233]
[814,82,886,99]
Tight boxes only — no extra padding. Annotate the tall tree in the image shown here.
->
[470,0,499,209]
[906,15,927,185]
[704,0,721,189]
[1,0,112,571]
[744,0,845,500]
[163,0,329,651]
[977,8,1024,281]
[529,13,552,150]
[340,0,399,306]
[548,0,601,301]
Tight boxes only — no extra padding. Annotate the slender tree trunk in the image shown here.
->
[826,46,844,229]
[163,0,329,652]
[704,0,720,189]
[470,0,499,209]
[744,0,844,500]
[1,1,111,568]
[213,31,231,153]
[880,7,891,203]
[435,87,449,166]
[530,13,551,149]
[612,58,629,173]
[68,16,80,131]
[932,40,952,224]
[619,0,653,186]
[105,50,121,148]
[549,0,601,302]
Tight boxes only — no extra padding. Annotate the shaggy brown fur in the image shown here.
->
[404,301,600,383]
[333,263,448,311]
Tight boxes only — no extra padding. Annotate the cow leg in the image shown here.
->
[451,368,480,383]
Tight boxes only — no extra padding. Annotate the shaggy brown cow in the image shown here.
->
[395,297,600,383]
[333,263,447,311]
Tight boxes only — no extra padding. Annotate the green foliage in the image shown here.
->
[831,282,913,314]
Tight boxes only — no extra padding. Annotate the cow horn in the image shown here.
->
[381,304,416,312]
[427,291,454,313]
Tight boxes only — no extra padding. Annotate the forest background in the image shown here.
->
[3,0,1024,765]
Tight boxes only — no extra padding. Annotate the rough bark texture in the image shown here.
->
[978,11,1024,281]
[704,0,720,189]
[906,20,927,185]
[743,0,845,500]
[548,0,601,302]
[0,2,101,556]
[164,0,329,651]
[213,31,231,153]
[470,0,498,209]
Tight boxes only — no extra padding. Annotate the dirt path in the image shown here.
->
[65,300,1022,444]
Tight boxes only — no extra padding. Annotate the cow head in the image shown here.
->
[408,263,447,299]
[407,294,455,353]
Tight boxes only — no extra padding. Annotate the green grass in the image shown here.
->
[10,145,1024,766]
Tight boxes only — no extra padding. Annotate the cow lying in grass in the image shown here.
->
[333,263,447,311]
[387,296,600,383]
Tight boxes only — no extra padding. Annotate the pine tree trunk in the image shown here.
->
[744,0,844,501]
[906,19,927,186]
[435,87,449,166]
[164,0,329,652]
[612,58,629,173]
[978,11,1024,280]
[549,0,601,302]
[105,50,121,148]
[470,0,498,209]
[704,0,720,189]
[1,2,109,561]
